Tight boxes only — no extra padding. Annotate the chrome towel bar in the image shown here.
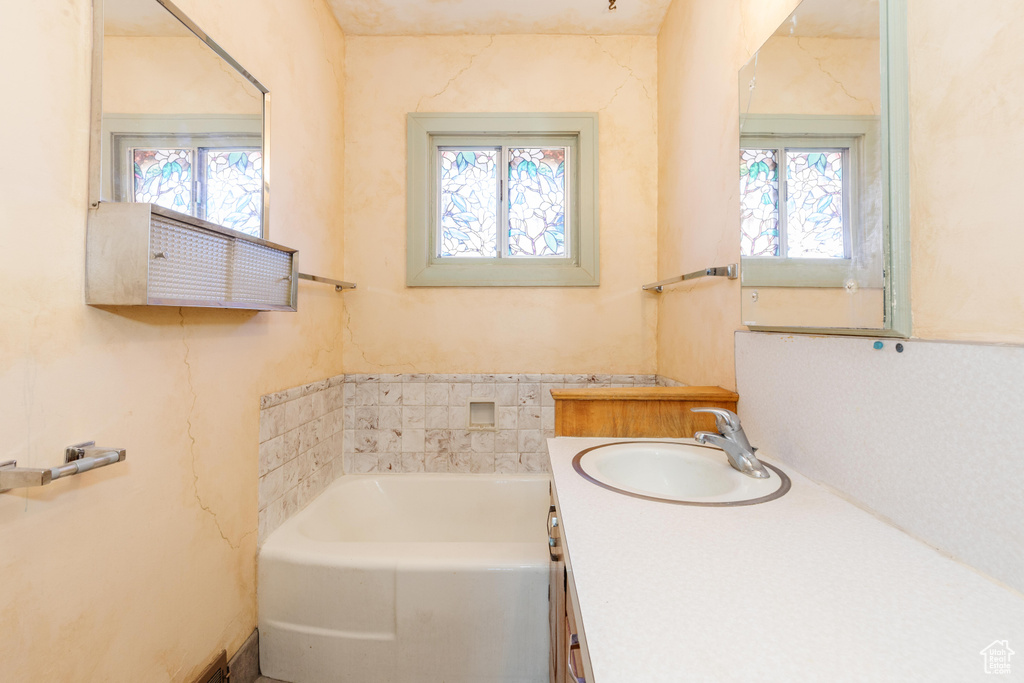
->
[642,264,739,292]
[298,272,357,292]
[0,441,126,492]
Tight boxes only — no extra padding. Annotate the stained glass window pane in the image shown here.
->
[204,148,263,236]
[786,150,845,258]
[438,149,498,257]
[133,149,193,212]
[739,149,780,257]
[508,147,566,257]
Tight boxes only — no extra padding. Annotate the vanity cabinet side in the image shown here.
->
[550,483,594,683]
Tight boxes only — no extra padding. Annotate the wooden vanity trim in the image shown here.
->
[550,387,738,402]
[552,386,739,438]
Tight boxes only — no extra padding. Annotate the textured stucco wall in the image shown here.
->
[656,0,801,388]
[0,1,346,680]
[657,0,1024,388]
[343,35,659,374]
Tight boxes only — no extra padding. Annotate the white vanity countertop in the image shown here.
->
[547,437,1024,682]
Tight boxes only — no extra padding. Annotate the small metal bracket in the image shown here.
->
[65,441,126,465]
[65,441,97,463]
[298,272,357,293]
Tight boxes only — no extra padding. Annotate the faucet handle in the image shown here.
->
[690,407,741,433]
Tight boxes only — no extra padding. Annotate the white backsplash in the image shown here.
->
[735,331,1024,594]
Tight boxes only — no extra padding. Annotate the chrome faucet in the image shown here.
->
[692,408,770,479]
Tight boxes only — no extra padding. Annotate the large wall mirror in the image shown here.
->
[90,0,270,238]
[738,0,909,335]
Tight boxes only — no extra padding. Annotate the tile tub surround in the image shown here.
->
[342,374,658,475]
[735,332,1024,594]
[259,373,667,540]
[259,376,345,543]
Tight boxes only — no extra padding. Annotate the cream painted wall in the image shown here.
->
[658,0,1024,388]
[740,286,883,328]
[0,1,345,681]
[103,36,262,114]
[656,0,801,388]
[343,35,658,374]
[908,0,1024,342]
[745,36,880,115]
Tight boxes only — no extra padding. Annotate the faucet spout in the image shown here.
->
[691,407,771,479]
[693,432,770,478]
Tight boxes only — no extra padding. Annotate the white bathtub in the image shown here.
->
[258,474,552,683]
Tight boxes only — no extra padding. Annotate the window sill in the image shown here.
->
[406,259,599,287]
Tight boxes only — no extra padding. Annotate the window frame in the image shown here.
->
[407,113,599,287]
[739,115,882,288]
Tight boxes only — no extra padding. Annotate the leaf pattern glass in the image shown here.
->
[204,149,263,236]
[507,147,566,257]
[786,151,845,258]
[134,149,193,212]
[739,149,780,257]
[439,149,498,257]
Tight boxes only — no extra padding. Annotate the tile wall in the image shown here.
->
[258,372,675,541]
[341,374,658,475]
[258,375,345,542]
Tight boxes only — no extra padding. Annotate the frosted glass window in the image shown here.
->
[508,147,567,257]
[739,149,780,257]
[407,113,599,287]
[126,140,262,237]
[203,149,263,235]
[134,149,193,212]
[438,146,569,259]
[786,151,845,258]
[740,146,848,260]
[439,149,499,257]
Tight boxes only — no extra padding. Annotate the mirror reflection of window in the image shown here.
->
[100,0,266,237]
[737,0,891,331]
[128,143,262,235]
[740,145,851,260]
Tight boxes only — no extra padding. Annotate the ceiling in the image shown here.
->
[102,0,876,41]
[324,0,675,36]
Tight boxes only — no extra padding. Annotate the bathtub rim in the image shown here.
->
[259,472,553,567]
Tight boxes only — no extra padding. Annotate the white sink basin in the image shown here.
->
[573,441,790,506]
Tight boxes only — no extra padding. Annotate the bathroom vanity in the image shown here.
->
[547,437,1024,681]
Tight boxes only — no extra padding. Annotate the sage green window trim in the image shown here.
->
[407,113,599,287]
[740,114,881,289]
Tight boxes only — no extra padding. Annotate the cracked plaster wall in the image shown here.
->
[0,0,346,680]
[745,36,880,116]
[342,35,659,374]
